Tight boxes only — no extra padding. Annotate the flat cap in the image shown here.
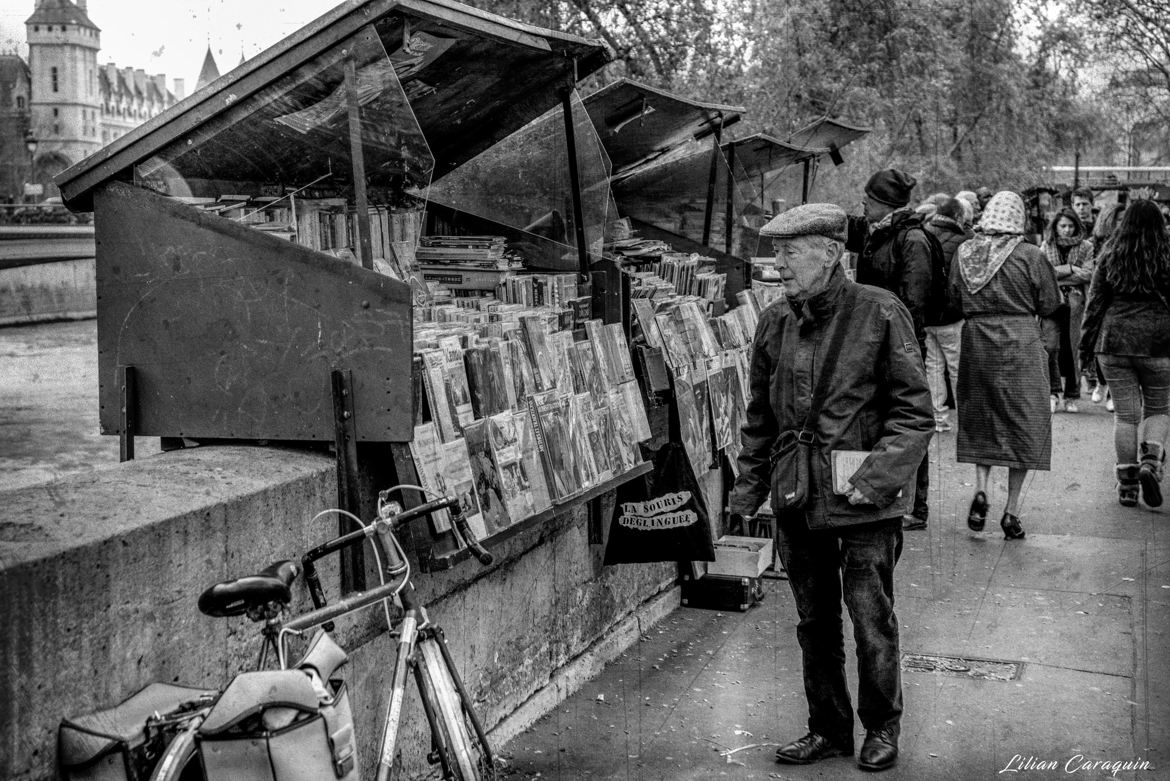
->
[759,203,848,241]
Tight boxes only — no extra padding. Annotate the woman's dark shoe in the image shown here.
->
[967,491,988,531]
[1117,464,1141,508]
[1000,512,1025,540]
[1138,442,1164,508]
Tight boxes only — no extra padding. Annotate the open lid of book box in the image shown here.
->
[784,116,872,156]
[51,0,610,445]
[56,0,611,211]
[583,79,744,178]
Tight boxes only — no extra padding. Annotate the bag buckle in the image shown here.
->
[796,430,815,446]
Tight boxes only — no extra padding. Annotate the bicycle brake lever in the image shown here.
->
[448,504,494,566]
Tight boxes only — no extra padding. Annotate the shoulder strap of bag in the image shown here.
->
[798,284,859,445]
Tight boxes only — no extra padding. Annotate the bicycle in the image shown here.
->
[146,487,497,781]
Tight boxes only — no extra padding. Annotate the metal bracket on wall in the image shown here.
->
[587,496,604,545]
[118,365,136,462]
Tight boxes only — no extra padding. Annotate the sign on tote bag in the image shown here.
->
[604,442,715,564]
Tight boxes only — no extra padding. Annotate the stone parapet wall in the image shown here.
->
[0,445,676,780]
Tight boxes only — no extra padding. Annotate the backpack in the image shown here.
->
[894,219,953,327]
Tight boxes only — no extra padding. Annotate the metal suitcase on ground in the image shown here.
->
[680,573,765,612]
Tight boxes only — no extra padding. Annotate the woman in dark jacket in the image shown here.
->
[1080,199,1170,507]
[1040,208,1094,412]
[951,191,1062,539]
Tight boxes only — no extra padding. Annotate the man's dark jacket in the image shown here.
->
[729,268,934,529]
[924,214,972,326]
[848,209,934,344]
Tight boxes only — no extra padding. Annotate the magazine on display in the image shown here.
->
[409,422,452,533]
[464,419,510,535]
[527,390,579,501]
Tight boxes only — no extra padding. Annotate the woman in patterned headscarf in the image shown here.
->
[951,191,1062,540]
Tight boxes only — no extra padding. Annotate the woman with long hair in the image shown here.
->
[952,191,1062,539]
[1081,199,1170,507]
[1040,209,1095,412]
[1088,204,1128,409]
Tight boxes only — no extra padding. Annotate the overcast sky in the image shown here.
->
[0,0,338,90]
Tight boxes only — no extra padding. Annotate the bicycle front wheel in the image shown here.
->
[148,722,203,781]
[417,637,494,780]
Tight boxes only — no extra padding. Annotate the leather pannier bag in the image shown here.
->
[196,666,359,781]
[59,682,216,781]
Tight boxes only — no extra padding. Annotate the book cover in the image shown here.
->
[521,316,557,392]
[548,330,576,392]
[584,319,618,388]
[463,419,510,535]
[515,409,553,513]
[409,422,452,532]
[464,344,508,419]
[631,298,664,349]
[439,435,488,541]
[606,387,643,470]
[439,336,475,427]
[604,323,636,384]
[707,355,734,451]
[595,403,637,475]
[487,410,537,523]
[655,311,693,369]
[690,364,713,465]
[568,392,602,491]
[618,380,652,443]
[581,399,615,483]
[673,365,711,478]
[420,348,460,442]
[527,390,579,501]
[831,450,871,495]
[722,352,746,470]
[570,340,607,401]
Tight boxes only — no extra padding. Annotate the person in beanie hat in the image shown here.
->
[731,203,933,772]
[847,168,935,531]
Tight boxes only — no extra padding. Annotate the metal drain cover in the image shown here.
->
[901,653,1023,681]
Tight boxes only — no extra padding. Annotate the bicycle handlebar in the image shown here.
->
[447,504,494,566]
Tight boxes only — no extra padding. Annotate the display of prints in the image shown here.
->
[420,348,460,442]
[439,335,475,427]
[582,402,615,482]
[603,323,636,384]
[521,316,557,392]
[595,404,636,474]
[723,352,746,474]
[409,422,452,532]
[527,390,579,501]
[706,355,734,451]
[464,345,507,419]
[618,380,652,442]
[463,419,510,534]
[507,337,534,410]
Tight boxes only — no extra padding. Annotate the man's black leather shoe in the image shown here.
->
[858,728,899,771]
[774,732,853,765]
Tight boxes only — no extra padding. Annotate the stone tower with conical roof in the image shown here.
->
[25,0,102,175]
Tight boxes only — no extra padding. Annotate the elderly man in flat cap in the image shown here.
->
[847,168,938,532]
[730,203,933,772]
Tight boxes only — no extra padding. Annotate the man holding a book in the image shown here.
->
[729,203,933,772]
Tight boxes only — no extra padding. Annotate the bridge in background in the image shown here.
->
[0,224,96,326]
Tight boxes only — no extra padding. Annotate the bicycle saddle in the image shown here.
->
[198,560,299,617]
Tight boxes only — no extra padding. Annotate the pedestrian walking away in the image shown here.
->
[847,167,937,531]
[924,196,974,432]
[950,190,1062,539]
[1080,198,1170,509]
[730,203,933,773]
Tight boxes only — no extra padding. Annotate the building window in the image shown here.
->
[33,25,38,31]
[53,107,59,117]
[53,123,59,135]
[51,67,58,92]
[16,96,24,109]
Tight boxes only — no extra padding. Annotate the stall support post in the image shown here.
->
[344,58,374,270]
[561,84,590,281]
[801,158,812,205]
[701,117,724,247]
[331,368,367,591]
[118,365,136,462]
[724,141,736,255]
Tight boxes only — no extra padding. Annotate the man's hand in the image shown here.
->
[845,483,870,505]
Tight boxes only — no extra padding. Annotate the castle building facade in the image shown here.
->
[0,0,185,202]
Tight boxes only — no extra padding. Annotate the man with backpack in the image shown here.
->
[848,168,944,531]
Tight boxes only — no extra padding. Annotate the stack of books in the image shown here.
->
[416,236,521,270]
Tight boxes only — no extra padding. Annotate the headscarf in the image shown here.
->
[957,191,1026,294]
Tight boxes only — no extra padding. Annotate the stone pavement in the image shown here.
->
[502,403,1169,780]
